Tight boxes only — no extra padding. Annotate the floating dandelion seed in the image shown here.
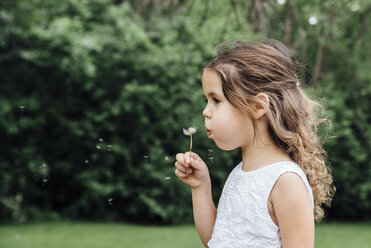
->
[164,156,169,161]
[39,162,49,182]
[207,149,214,165]
[183,126,197,175]
[84,159,89,164]
[96,145,101,150]
[108,198,113,205]
[350,3,360,12]
[19,105,25,110]
[164,177,171,180]
[107,145,112,151]
[15,234,20,239]
[143,155,149,164]
[99,138,104,142]
[42,178,48,187]
[208,156,214,164]
[277,0,286,5]
[308,15,318,25]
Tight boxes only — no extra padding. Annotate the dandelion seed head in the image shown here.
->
[183,126,197,136]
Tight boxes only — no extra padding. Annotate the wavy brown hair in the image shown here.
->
[204,40,335,221]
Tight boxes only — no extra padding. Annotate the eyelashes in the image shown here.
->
[204,97,220,104]
[213,98,220,104]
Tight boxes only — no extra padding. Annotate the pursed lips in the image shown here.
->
[205,127,212,137]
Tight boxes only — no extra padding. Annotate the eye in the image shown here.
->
[213,98,220,104]
[203,97,221,104]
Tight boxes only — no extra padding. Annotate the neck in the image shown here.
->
[241,128,292,172]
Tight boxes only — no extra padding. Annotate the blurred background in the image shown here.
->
[0,0,370,247]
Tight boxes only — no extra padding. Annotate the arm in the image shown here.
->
[175,152,217,247]
[192,182,217,247]
[271,172,315,248]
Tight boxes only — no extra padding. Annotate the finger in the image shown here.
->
[184,152,192,165]
[184,151,201,162]
[184,152,204,170]
[176,153,188,167]
[176,153,185,163]
[174,161,187,173]
[192,161,205,170]
[180,153,190,168]
[175,168,187,178]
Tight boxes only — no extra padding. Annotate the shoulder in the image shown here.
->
[271,172,311,205]
[270,172,314,228]
[270,172,315,247]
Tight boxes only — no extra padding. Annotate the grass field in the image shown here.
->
[0,222,370,248]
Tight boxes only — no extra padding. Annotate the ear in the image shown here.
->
[252,93,270,119]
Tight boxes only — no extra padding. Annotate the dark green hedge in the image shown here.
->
[0,0,370,223]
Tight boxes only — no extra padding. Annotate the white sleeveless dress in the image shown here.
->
[207,161,314,248]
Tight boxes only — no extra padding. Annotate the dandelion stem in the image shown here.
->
[190,134,193,160]
[183,126,197,176]
[187,134,193,177]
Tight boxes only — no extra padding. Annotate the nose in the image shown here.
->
[203,104,211,118]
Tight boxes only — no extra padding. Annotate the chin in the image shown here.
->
[214,140,239,151]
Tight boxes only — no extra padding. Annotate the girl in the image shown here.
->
[174,40,335,248]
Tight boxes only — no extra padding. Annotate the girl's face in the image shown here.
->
[202,69,254,151]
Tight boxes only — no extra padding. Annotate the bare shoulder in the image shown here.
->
[270,172,314,248]
[271,172,311,207]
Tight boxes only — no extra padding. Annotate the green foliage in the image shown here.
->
[0,0,242,223]
[0,0,370,223]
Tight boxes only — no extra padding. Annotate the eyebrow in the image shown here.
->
[203,91,222,98]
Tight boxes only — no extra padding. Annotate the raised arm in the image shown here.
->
[175,152,217,247]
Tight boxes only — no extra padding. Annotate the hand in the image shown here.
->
[174,151,210,189]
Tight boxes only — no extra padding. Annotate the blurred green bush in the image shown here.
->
[0,0,370,223]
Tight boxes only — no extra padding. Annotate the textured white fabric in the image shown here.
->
[208,161,314,248]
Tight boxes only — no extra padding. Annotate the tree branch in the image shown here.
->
[311,12,336,86]
[252,0,265,33]
[284,0,293,47]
